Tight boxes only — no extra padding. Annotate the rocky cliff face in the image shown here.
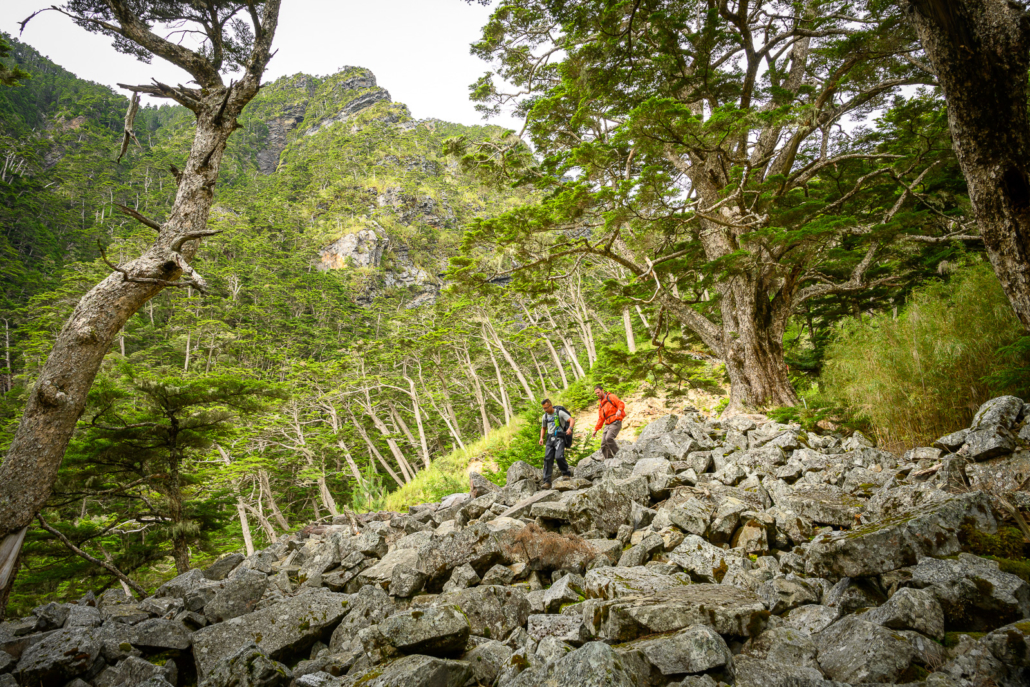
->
[3,396,1029,687]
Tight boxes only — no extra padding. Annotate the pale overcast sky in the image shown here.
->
[1,1,520,130]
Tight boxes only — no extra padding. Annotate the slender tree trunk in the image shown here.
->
[464,364,491,436]
[0,0,283,611]
[529,348,549,394]
[623,307,637,353]
[350,412,406,487]
[317,476,338,517]
[906,0,1030,330]
[183,330,191,371]
[336,439,365,486]
[484,321,536,402]
[1,318,11,395]
[259,470,290,531]
[518,302,569,389]
[243,502,277,543]
[544,309,586,378]
[216,446,254,556]
[403,377,431,468]
[635,305,651,330]
[482,337,513,421]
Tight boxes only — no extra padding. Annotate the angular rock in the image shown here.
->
[328,586,393,653]
[904,553,1030,632]
[64,604,103,628]
[805,491,996,579]
[14,628,99,687]
[526,615,590,646]
[617,532,663,568]
[204,569,268,623]
[435,585,530,640]
[776,483,862,527]
[365,654,472,687]
[357,547,420,589]
[757,575,820,615]
[507,461,542,485]
[197,642,291,687]
[417,522,506,590]
[442,563,480,592]
[814,615,919,683]
[463,639,511,685]
[596,583,768,641]
[667,534,732,583]
[540,574,585,613]
[862,586,945,640]
[192,588,351,678]
[376,605,470,657]
[389,565,427,598]
[32,603,71,631]
[131,618,192,650]
[470,471,500,499]
[204,553,245,581]
[732,656,824,687]
[480,564,515,587]
[627,624,732,676]
[741,626,819,669]
[584,566,691,600]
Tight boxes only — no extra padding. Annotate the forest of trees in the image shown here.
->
[0,0,1028,618]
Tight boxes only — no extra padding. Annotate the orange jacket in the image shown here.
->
[595,392,626,431]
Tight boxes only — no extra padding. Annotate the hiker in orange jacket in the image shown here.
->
[591,385,625,460]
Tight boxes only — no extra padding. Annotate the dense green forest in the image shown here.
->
[1,0,1029,620]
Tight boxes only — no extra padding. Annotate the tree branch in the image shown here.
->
[36,514,146,599]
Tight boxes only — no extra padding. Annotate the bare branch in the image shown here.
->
[36,514,146,599]
[116,204,161,232]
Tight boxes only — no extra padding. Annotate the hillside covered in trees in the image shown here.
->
[0,3,1029,685]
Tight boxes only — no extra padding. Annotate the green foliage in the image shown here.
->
[960,524,1029,562]
[821,262,1030,448]
[0,37,29,87]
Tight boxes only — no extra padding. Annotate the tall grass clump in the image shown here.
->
[822,263,1030,449]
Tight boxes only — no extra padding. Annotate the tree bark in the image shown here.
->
[622,307,636,353]
[483,320,536,403]
[0,0,282,610]
[259,470,290,531]
[906,0,1030,330]
[403,377,431,468]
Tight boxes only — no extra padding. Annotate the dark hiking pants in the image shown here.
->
[543,436,570,484]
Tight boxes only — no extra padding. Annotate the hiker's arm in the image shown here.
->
[566,414,575,434]
[539,423,546,445]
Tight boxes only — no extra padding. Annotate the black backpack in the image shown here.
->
[544,406,574,448]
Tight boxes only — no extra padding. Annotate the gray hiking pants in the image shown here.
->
[601,420,622,461]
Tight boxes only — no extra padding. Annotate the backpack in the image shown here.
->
[543,406,574,448]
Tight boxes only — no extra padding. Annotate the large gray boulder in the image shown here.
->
[594,584,768,642]
[462,639,512,685]
[416,522,507,589]
[365,654,472,687]
[813,615,919,683]
[624,624,732,676]
[14,628,99,687]
[903,553,1030,632]
[192,588,351,678]
[805,491,996,579]
[130,618,192,650]
[862,586,945,640]
[756,575,821,614]
[328,585,393,653]
[741,626,820,669]
[204,569,268,623]
[731,656,824,687]
[771,482,862,527]
[565,476,648,536]
[666,534,733,583]
[358,548,419,588]
[204,552,245,581]
[510,641,651,687]
[964,396,1024,461]
[198,642,291,687]
[372,605,471,657]
[436,585,530,640]
[526,615,590,646]
[584,566,691,600]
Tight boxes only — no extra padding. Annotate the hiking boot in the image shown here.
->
[561,472,573,480]
[541,482,552,490]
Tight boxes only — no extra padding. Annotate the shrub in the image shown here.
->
[821,263,1030,449]
[501,522,596,573]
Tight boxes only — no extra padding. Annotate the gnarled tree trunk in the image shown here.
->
[907,0,1030,330]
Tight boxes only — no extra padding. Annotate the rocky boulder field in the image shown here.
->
[4,396,1030,687]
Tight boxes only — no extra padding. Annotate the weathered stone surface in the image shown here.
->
[14,628,99,687]
[462,639,512,684]
[64,604,103,628]
[389,565,427,598]
[131,618,192,650]
[667,534,732,583]
[362,654,472,687]
[742,626,820,669]
[626,624,732,676]
[480,564,515,586]
[731,656,824,687]
[204,553,245,581]
[31,603,71,631]
[470,471,500,499]
[442,563,481,592]
[526,615,589,646]
[904,553,1030,632]
[981,621,1030,668]
[436,585,530,640]
[664,497,714,537]
[506,461,542,485]
[192,588,351,678]
[774,483,862,527]
[100,655,176,687]
[596,584,768,641]
[584,566,691,600]
[565,476,648,536]
[617,532,663,567]
[358,548,420,588]
[328,586,393,653]
[417,522,506,589]
[813,615,918,683]
[552,641,649,687]
[204,569,268,623]
[862,586,945,640]
[540,574,585,613]
[805,491,996,579]
[376,605,470,657]
[757,575,820,615]
[197,642,291,687]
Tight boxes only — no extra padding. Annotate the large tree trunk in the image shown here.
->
[623,307,637,353]
[907,0,1030,330]
[0,1,282,612]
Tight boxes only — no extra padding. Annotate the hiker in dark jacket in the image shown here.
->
[538,398,574,489]
[591,384,626,460]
